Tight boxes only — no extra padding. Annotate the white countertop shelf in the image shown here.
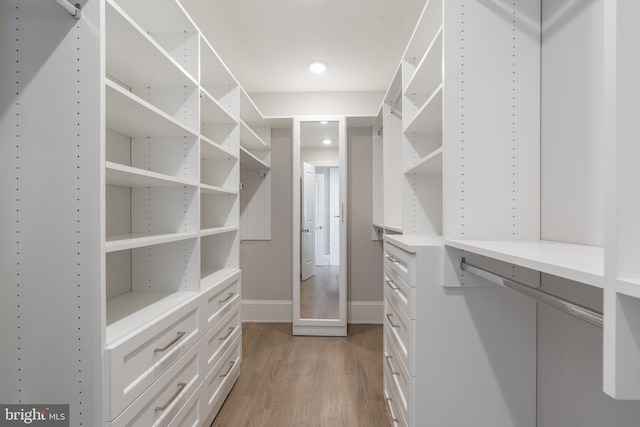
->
[445,239,605,288]
[106,79,197,138]
[404,147,443,174]
[106,162,198,188]
[201,267,241,290]
[384,234,444,253]
[105,232,199,253]
[106,290,199,345]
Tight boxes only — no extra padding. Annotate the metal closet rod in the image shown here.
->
[460,258,604,328]
[52,0,81,19]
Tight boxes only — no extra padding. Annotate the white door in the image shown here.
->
[330,167,340,265]
[315,172,328,266]
[301,162,316,280]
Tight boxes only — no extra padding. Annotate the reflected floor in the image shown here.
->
[301,265,339,319]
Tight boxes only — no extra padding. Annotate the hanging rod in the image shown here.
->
[240,163,267,179]
[53,0,81,19]
[460,258,603,328]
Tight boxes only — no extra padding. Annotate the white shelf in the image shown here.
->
[200,226,239,238]
[240,88,268,128]
[240,120,269,151]
[403,0,443,62]
[404,84,443,134]
[404,147,442,174]
[201,136,238,160]
[201,88,237,124]
[105,232,199,253]
[384,234,444,253]
[200,36,237,87]
[201,267,241,290]
[106,162,198,188]
[404,27,443,97]
[240,146,270,173]
[106,290,199,345]
[105,1,196,89]
[445,239,605,288]
[106,79,197,137]
[110,0,196,35]
[201,184,238,196]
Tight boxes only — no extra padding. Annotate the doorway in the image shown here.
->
[292,116,347,336]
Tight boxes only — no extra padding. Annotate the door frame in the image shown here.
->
[292,116,347,336]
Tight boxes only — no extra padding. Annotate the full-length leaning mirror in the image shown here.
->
[292,116,347,336]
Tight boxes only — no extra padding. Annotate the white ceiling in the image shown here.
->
[180,0,427,96]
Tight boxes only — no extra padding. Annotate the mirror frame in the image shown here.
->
[292,116,347,336]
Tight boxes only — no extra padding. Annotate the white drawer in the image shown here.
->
[167,383,204,427]
[384,243,416,286]
[201,270,241,331]
[384,367,406,427]
[384,286,415,375]
[385,328,413,427]
[201,303,241,376]
[384,265,415,319]
[106,298,201,421]
[108,343,202,427]
[203,334,241,420]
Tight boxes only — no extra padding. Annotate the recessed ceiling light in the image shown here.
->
[308,60,327,74]
[320,121,328,125]
[322,139,332,145]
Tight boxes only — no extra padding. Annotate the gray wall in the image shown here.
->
[240,126,383,306]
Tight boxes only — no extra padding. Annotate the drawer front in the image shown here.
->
[204,334,242,420]
[167,383,204,427]
[384,368,406,427]
[108,343,202,427]
[385,329,413,427]
[201,270,241,331]
[384,286,415,375]
[384,265,415,319]
[106,298,201,420]
[202,303,241,375]
[384,242,415,286]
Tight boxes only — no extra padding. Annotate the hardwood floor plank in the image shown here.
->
[210,323,388,427]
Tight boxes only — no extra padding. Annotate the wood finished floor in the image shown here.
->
[301,265,340,319]
[210,323,388,427]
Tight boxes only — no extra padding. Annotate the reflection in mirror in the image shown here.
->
[300,121,340,320]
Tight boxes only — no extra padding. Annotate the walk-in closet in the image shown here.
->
[2,0,640,426]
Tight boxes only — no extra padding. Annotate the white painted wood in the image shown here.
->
[301,162,317,281]
[167,383,205,427]
[202,335,241,421]
[329,167,341,266]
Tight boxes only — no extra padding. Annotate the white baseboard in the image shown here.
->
[241,300,383,324]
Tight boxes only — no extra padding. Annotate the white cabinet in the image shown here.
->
[0,1,270,425]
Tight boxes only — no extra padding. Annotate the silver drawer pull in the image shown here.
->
[385,398,399,423]
[220,360,236,378]
[154,331,186,352]
[219,326,235,341]
[385,279,399,290]
[386,313,400,328]
[385,355,399,376]
[386,255,401,264]
[219,292,235,304]
[155,382,186,411]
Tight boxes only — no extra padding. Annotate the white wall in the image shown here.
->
[240,126,383,322]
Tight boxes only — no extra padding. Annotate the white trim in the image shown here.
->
[242,300,292,323]
[307,160,339,167]
[241,300,383,324]
[348,301,384,324]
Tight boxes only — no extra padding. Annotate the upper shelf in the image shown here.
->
[240,89,269,129]
[404,84,443,134]
[240,120,269,151]
[109,0,196,35]
[404,27,443,97]
[403,0,443,62]
[200,36,237,88]
[106,162,198,188]
[201,88,237,125]
[105,1,197,89]
[404,147,442,174]
[445,239,606,289]
[240,147,270,173]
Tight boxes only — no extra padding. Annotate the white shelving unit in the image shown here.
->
[239,88,272,241]
[1,0,271,425]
